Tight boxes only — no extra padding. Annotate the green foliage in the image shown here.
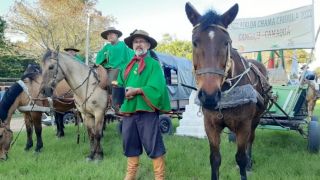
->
[7,0,115,58]
[156,34,192,60]
[0,16,35,78]
[314,67,320,77]
[0,16,6,48]
[0,55,36,78]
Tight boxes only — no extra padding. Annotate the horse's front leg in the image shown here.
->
[33,112,43,152]
[54,112,65,137]
[204,119,223,180]
[93,111,105,161]
[24,113,33,151]
[246,118,259,171]
[83,114,95,161]
[235,125,251,180]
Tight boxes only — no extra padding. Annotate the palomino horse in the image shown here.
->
[41,49,109,161]
[0,64,75,160]
[185,3,271,180]
[304,79,319,117]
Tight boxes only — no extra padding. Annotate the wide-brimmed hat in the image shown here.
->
[64,47,80,52]
[124,29,157,50]
[101,27,122,39]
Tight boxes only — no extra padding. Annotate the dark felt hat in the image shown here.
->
[124,29,157,50]
[64,47,80,52]
[101,27,123,39]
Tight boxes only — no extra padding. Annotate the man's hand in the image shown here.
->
[125,88,142,99]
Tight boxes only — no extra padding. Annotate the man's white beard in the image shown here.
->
[134,49,147,56]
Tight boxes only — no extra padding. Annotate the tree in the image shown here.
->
[0,16,6,48]
[7,0,116,58]
[156,34,192,60]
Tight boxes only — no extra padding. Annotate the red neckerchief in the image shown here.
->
[124,53,147,79]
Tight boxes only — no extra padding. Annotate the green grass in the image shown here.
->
[1,104,320,179]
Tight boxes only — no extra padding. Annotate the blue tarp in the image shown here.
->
[156,52,196,101]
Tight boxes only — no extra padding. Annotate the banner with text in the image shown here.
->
[229,5,314,52]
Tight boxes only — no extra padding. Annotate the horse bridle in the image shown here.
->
[49,52,65,90]
[192,24,233,84]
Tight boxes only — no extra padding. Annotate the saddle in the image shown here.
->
[95,65,119,92]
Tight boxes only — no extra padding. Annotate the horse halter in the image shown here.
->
[192,24,233,84]
[49,52,65,90]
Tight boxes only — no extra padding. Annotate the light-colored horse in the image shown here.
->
[305,80,319,117]
[41,49,109,161]
[0,64,74,160]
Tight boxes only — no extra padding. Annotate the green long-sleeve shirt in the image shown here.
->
[74,54,85,63]
[117,53,171,113]
[95,41,133,70]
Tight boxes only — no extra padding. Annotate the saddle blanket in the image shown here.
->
[195,84,260,109]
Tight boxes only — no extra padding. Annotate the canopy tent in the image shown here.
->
[155,52,196,101]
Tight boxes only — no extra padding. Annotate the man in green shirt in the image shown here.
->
[96,27,133,70]
[64,47,85,63]
[117,30,171,180]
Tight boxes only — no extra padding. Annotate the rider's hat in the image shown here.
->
[101,27,123,39]
[64,47,80,52]
[124,29,157,50]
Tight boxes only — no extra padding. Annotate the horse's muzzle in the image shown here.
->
[198,89,221,110]
[41,87,54,97]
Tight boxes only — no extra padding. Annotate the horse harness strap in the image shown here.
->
[195,68,226,76]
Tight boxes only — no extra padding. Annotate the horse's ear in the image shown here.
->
[185,2,201,26]
[220,3,239,27]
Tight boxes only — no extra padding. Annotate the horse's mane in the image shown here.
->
[199,10,221,31]
[21,64,42,81]
[42,50,53,63]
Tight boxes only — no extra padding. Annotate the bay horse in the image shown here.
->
[41,49,109,161]
[0,64,75,160]
[185,2,271,180]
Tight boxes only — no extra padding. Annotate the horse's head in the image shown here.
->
[21,63,42,81]
[0,123,13,161]
[185,2,238,109]
[41,48,65,97]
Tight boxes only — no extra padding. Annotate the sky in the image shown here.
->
[1,0,320,68]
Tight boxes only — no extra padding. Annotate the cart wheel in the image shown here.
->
[63,112,75,124]
[159,115,173,135]
[307,120,320,153]
[228,132,236,143]
[117,121,123,135]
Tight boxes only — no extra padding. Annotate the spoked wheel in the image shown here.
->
[159,115,173,135]
[63,112,75,124]
[307,118,320,153]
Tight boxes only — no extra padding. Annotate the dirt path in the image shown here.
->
[10,117,47,132]
[10,117,26,132]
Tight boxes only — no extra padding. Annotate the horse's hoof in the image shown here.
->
[94,154,104,161]
[24,143,33,151]
[94,159,103,163]
[34,149,41,153]
[86,157,94,162]
[35,146,43,153]
[24,147,32,151]
[86,154,94,162]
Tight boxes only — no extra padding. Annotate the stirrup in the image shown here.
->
[105,107,116,115]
